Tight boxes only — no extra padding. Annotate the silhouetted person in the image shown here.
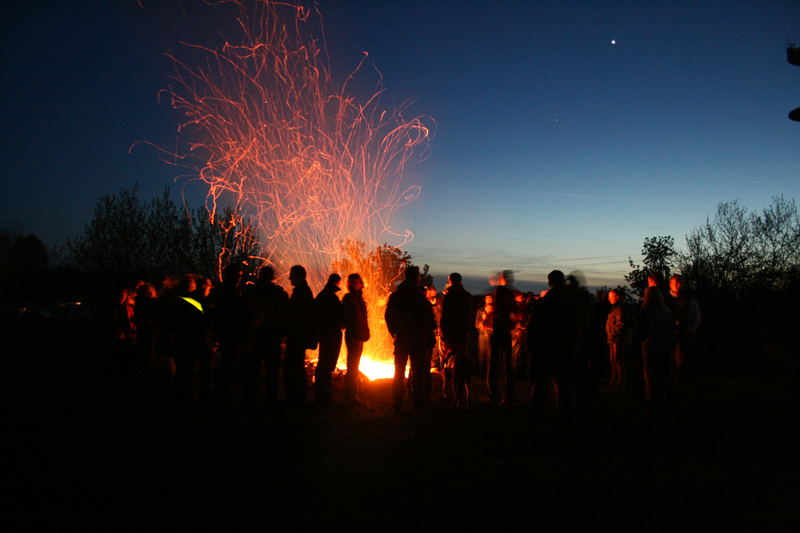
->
[188,274,214,405]
[245,266,288,410]
[113,286,137,342]
[668,275,701,401]
[341,273,369,405]
[475,294,494,375]
[606,289,631,389]
[209,264,247,406]
[529,270,580,424]
[113,285,137,398]
[647,271,669,303]
[197,276,214,303]
[385,266,436,412]
[440,272,473,407]
[647,272,662,290]
[314,273,343,406]
[589,289,611,386]
[153,277,179,388]
[639,286,674,414]
[169,274,209,406]
[518,292,538,374]
[566,273,592,415]
[420,285,441,396]
[511,290,527,377]
[134,283,158,386]
[488,270,520,405]
[286,265,316,404]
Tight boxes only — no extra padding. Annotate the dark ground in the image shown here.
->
[8,320,800,530]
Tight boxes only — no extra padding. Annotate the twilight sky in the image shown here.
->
[1,0,798,289]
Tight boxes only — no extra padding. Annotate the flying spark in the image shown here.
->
[162,1,433,368]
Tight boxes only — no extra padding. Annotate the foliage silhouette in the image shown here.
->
[625,236,676,296]
[68,185,258,289]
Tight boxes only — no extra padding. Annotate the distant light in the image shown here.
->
[611,39,616,45]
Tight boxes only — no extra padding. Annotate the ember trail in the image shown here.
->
[164,1,432,377]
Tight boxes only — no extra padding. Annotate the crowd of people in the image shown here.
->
[112,262,700,420]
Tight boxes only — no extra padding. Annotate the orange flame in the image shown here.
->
[310,353,405,381]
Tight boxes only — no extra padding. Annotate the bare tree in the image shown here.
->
[750,196,800,288]
[678,196,800,297]
[68,186,259,287]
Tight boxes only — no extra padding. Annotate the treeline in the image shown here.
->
[67,186,257,289]
[0,185,258,309]
[680,196,800,299]
[627,196,800,347]
[0,232,51,303]
[5,187,800,352]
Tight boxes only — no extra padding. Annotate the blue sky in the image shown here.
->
[1,0,798,288]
